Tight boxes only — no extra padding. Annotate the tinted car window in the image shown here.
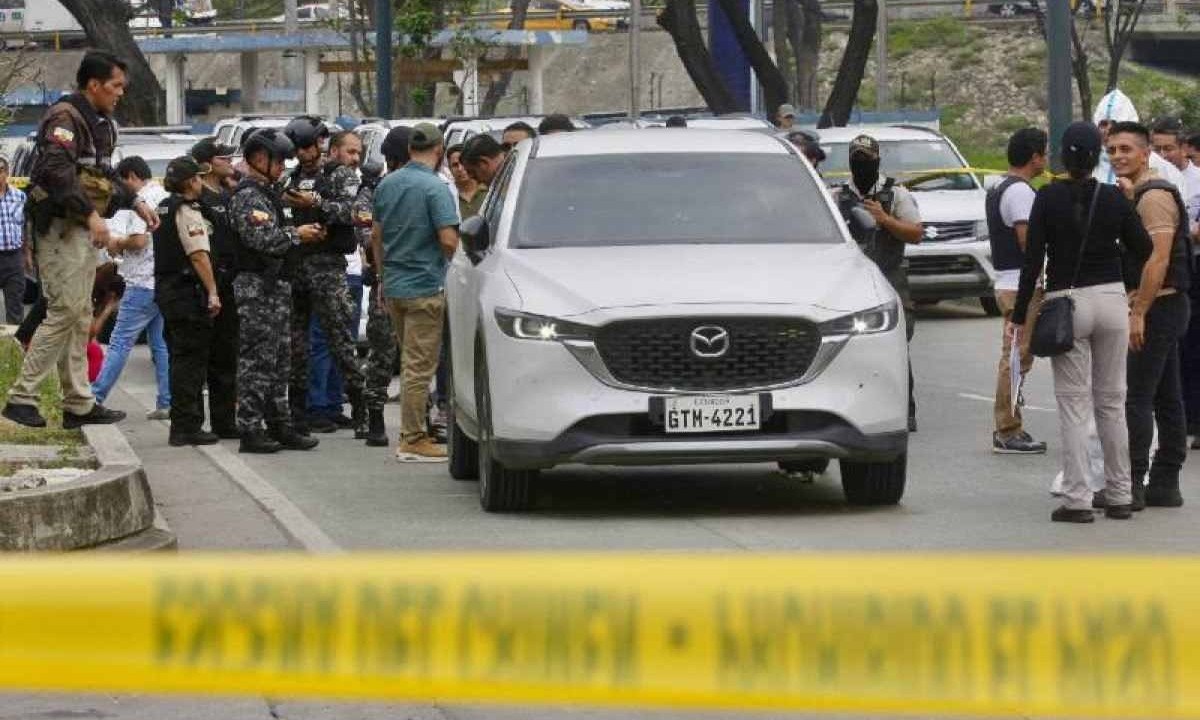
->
[821,139,977,190]
[511,153,840,248]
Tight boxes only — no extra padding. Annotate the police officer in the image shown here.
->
[230,128,323,453]
[836,134,924,432]
[281,117,366,436]
[153,157,224,446]
[357,127,410,446]
[2,51,157,429]
[189,137,240,438]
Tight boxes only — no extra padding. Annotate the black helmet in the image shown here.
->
[360,160,384,181]
[283,115,329,150]
[241,128,295,162]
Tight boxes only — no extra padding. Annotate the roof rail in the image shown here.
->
[120,125,194,134]
[889,123,943,136]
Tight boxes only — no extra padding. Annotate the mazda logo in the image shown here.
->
[690,326,729,358]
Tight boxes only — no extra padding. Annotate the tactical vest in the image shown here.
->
[232,178,288,275]
[986,175,1029,273]
[151,195,193,278]
[198,185,238,275]
[837,178,907,281]
[318,161,359,255]
[1133,179,1192,295]
[283,166,325,228]
[32,96,118,219]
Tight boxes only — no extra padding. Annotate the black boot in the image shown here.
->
[270,424,320,450]
[1146,475,1183,507]
[1131,479,1147,512]
[349,387,365,434]
[364,408,388,447]
[239,430,282,454]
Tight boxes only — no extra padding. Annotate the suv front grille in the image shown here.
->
[922,221,976,242]
[594,317,822,391]
[908,254,980,276]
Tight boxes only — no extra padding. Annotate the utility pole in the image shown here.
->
[284,0,299,109]
[1046,0,1072,171]
[377,0,393,118]
[876,0,889,111]
[628,0,641,120]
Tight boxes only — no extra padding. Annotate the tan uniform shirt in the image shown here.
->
[176,203,212,256]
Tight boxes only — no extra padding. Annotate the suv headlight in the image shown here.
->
[819,302,900,336]
[494,309,595,342]
[974,219,989,243]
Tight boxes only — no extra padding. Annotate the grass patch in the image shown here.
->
[890,16,979,60]
[0,336,82,446]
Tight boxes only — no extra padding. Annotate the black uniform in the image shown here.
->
[154,193,236,436]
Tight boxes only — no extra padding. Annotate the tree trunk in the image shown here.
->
[714,0,789,116]
[347,0,375,116]
[1104,0,1146,93]
[57,0,165,125]
[772,0,793,103]
[480,0,531,116]
[788,0,821,110]
[657,0,738,113]
[1069,18,1092,121]
[818,0,875,128]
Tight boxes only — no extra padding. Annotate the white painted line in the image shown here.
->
[958,392,1056,413]
[124,384,341,553]
[197,443,342,553]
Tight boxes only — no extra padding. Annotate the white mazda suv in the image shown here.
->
[445,129,910,512]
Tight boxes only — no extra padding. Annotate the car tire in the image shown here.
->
[840,454,907,506]
[778,458,830,474]
[475,342,537,512]
[980,295,1003,317]
[572,19,590,30]
[999,2,1018,16]
[447,360,479,481]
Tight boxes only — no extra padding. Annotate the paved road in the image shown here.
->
[15,300,1199,719]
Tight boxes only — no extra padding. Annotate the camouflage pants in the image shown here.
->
[362,283,397,412]
[289,258,365,424]
[234,273,291,433]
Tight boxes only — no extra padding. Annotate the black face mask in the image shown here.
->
[850,155,880,194]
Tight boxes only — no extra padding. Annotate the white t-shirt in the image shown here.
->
[994,180,1036,292]
[106,182,168,290]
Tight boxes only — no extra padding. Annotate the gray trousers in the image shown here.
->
[1049,283,1133,510]
[0,248,25,325]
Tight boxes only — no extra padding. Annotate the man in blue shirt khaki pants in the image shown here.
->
[370,123,460,463]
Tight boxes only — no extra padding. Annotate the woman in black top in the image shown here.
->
[1012,122,1154,523]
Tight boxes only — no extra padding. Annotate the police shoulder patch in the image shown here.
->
[248,209,271,225]
[50,126,75,147]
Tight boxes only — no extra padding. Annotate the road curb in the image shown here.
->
[0,425,176,552]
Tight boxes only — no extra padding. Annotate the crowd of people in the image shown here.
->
[3,51,1200,519]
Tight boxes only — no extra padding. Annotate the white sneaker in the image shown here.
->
[146,408,170,420]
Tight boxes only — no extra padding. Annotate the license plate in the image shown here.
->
[663,395,761,434]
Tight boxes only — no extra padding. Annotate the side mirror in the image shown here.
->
[848,205,877,234]
[460,215,490,263]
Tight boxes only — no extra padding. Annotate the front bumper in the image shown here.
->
[905,241,995,301]
[494,412,907,470]
[481,307,910,470]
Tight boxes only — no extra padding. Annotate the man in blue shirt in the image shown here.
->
[371,123,459,462]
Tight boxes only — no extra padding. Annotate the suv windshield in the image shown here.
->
[822,139,978,191]
[511,153,840,248]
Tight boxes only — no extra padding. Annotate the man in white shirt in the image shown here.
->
[1150,118,1200,241]
[986,128,1049,455]
[91,155,171,418]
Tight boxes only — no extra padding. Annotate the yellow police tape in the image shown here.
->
[0,553,1197,717]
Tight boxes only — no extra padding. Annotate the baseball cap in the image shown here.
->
[778,103,797,119]
[191,137,236,163]
[849,134,880,160]
[163,155,208,193]
[409,122,443,151]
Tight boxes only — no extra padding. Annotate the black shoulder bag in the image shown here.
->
[1030,182,1102,358]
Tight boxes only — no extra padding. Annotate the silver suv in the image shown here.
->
[819,125,998,315]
